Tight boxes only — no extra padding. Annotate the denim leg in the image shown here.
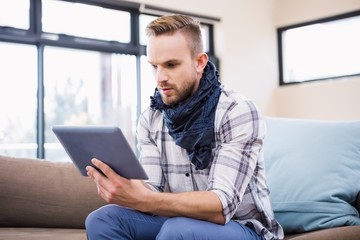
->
[85,204,168,240]
[156,217,263,240]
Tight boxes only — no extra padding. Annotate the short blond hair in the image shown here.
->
[145,14,204,58]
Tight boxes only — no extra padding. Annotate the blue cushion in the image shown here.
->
[264,117,360,233]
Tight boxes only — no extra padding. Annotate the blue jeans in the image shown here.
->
[85,204,263,240]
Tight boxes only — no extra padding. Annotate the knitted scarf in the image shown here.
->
[150,61,221,169]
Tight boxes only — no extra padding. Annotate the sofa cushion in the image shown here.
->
[0,155,105,228]
[283,225,360,240]
[264,117,360,233]
[0,228,86,240]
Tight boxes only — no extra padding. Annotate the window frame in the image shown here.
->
[277,9,360,86]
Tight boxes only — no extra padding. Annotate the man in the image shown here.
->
[85,14,284,240]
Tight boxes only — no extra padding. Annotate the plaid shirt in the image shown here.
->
[137,87,284,240]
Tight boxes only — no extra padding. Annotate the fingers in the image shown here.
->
[86,158,132,204]
[90,158,116,178]
[86,158,125,190]
[85,159,109,188]
[86,160,111,201]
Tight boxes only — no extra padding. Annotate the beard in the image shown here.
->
[159,77,199,106]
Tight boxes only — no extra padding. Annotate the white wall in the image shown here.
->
[126,0,360,120]
[275,76,360,120]
[273,0,360,26]
[218,1,278,116]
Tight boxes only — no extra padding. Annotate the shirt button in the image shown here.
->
[185,173,190,177]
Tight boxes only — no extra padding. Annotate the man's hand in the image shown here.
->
[86,158,225,224]
[86,158,152,212]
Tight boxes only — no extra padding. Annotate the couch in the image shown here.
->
[0,155,106,240]
[0,117,359,239]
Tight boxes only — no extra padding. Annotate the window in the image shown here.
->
[139,14,157,45]
[0,42,37,158]
[0,0,218,161]
[278,10,360,85]
[42,0,131,42]
[44,47,137,161]
[0,0,30,30]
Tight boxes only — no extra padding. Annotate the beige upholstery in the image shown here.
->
[0,155,105,239]
[284,226,360,240]
[0,228,86,240]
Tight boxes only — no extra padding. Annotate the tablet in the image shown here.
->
[52,125,148,180]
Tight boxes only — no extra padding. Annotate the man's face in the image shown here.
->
[146,31,201,106]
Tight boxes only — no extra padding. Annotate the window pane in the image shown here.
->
[0,0,29,29]
[140,55,156,113]
[42,0,131,42]
[281,14,360,83]
[0,42,37,157]
[139,14,157,45]
[44,47,137,161]
[200,24,210,53]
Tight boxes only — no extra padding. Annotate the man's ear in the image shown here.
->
[195,53,209,73]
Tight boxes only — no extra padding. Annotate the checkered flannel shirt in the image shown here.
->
[136,86,284,240]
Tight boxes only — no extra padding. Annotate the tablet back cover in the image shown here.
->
[52,125,148,180]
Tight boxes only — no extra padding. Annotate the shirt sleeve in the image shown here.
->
[208,98,266,223]
[136,108,166,192]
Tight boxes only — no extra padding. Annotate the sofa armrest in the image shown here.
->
[0,155,105,228]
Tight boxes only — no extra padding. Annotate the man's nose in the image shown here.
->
[155,68,168,83]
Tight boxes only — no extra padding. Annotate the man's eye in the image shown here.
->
[167,63,176,68]
[151,64,157,69]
